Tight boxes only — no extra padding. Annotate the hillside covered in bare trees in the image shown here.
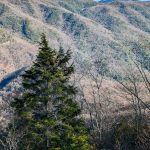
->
[0,0,150,150]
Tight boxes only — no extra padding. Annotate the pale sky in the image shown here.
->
[95,0,150,1]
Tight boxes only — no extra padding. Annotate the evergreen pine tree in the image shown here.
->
[10,34,89,150]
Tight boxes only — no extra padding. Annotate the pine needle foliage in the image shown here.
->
[10,34,90,150]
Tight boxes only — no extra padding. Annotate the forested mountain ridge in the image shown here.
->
[0,0,150,81]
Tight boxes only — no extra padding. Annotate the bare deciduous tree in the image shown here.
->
[75,56,118,148]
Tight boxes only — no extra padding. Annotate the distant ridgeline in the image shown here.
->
[95,0,113,2]
[95,0,150,2]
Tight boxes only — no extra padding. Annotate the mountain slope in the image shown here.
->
[0,0,150,130]
[0,0,150,81]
